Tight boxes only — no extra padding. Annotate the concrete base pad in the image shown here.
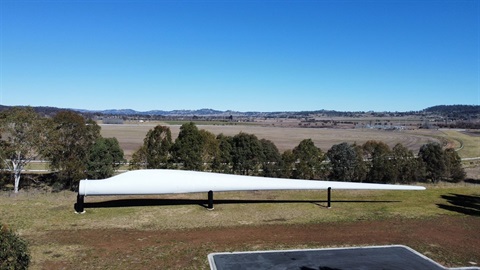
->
[208,245,479,270]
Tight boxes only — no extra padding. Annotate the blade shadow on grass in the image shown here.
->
[84,198,401,210]
[437,193,480,217]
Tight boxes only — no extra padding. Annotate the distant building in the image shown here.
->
[102,118,124,124]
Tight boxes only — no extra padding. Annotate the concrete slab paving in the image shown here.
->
[208,245,480,270]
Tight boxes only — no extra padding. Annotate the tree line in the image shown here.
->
[0,108,466,193]
[130,122,466,184]
[0,107,124,192]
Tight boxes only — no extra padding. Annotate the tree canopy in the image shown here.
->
[259,138,282,177]
[213,134,233,174]
[443,148,466,182]
[0,107,46,192]
[292,139,325,180]
[231,133,265,175]
[418,142,446,183]
[391,143,424,184]
[87,137,125,179]
[327,142,358,181]
[145,125,173,169]
[172,122,205,170]
[363,141,395,183]
[42,111,104,189]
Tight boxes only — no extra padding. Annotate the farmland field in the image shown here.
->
[100,122,452,159]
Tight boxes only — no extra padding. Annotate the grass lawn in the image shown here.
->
[0,183,478,269]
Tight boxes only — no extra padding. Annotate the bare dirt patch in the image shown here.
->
[35,215,479,270]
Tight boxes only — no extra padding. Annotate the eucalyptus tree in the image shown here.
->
[87,137,125,179]
[130,125,173,169]
[172,122,205,171]
[363,140,395,183]
[129,146,147,170]
[292,139,325,180]
[212,134,233,173]
[418,142,446,183]
[391,143,424,184]
[146,125,173,168]
[199,129,219,171]
[280,150,296,178]
[231,132,264,175]
[351,143,368,182]
[0,107,46,193]
[42,111,100,189]
[444,148,465,182]
[259,138,282,177]
[327,142,358,181]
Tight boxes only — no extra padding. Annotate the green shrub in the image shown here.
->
[0,224,30,270]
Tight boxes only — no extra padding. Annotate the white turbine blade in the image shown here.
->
[79,169,425,196]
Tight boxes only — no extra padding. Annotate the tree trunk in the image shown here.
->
[13,161,21,193]
[14,173,21,193]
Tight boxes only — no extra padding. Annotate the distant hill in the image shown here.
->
[68,105,480,119]
[424,105,479,118]
[75,108,247,117]
[0,104,478,119]
[0,105,75,117]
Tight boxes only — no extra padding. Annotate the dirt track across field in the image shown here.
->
[38,215,479,270]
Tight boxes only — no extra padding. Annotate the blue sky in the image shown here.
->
[1,0,478,112]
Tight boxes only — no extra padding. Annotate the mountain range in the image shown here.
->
[75,108,252,116]
[0,104,478,118]
[74,105,480,118]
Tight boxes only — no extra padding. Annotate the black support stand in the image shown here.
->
[327,187,332,209]
[208,190,214,210]
[75,194,85,213]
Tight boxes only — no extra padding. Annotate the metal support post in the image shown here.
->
[208,190,214,210]
[75,194,85,213]
[327,187,332,209]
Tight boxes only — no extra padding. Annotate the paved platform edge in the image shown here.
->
[207,245,480,270]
